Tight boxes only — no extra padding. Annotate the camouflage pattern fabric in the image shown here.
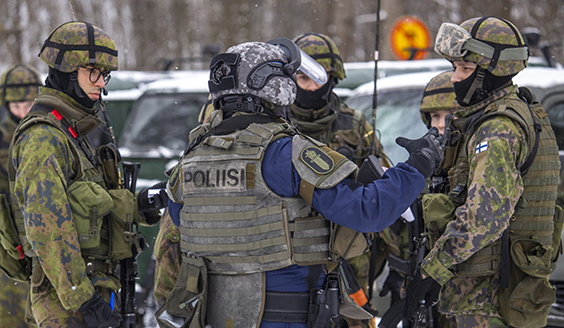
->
[0,65,41,107]
[0,110,33,327]
[419,71,462,126]
[153,208,181,309]
[435,17,527,77]
[210,42,296,108]
[12,88,119,326]
[293,33,346,80]
[39,21,118,73]
[421,85,528,321]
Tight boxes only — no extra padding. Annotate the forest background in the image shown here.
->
[1,0,563,73]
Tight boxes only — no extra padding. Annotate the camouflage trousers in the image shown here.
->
[153,209,182,309]
[451,314,506,328]
[0,271,32,328]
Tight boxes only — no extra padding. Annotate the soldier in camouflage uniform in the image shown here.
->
[290,33,389,328]
[0,64,41,327]
[405,17,560,328]
[10,22,167,328]
[378,71,461,328]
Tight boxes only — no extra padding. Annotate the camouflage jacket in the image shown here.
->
[11,87,112,311]
[290,92,389,167]
[421,85,529,315]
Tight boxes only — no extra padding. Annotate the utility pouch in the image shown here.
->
[107,189,137,261]
[499,237,555,328]
[0,233,31,282]
[156,254,207,328]
[98,143,121,190]
[67,181,114,249]
[0,193,24,260]
[330,224,370,260]
[551,205,564,264]
[421,193,456,248]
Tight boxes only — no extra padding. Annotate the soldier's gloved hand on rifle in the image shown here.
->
[78,291,122,328]
[404,267,441,322]
[138,181,169,224]
[379,269,404,305]
[396,127,445,179]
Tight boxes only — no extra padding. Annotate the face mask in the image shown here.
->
[295,76,335,110]
[453,68,486,106]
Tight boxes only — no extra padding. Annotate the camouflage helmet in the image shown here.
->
[434,16,528,76]
[293,33,345,80]
[209,42,296,109]
[39,21,118,73]
[420,71,462,126]
[0,64,42,107]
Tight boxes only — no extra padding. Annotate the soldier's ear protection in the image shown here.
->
[208,53,240,93]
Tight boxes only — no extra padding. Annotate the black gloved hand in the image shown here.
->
[78,291,122,328]
[138,181,169,213]
[396,127,445,178]
[379,269,404,305]
[404,267,441,322]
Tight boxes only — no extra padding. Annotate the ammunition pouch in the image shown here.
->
[499,236,556,328]
[107,189,138,261]
[421,193,456,249]
[67,181,114,249]
[156,254,207,328]
[330,224,371,260]
[98,143,121,190]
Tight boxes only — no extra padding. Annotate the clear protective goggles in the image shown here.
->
[267,37,328,85]
[434,22,528,62]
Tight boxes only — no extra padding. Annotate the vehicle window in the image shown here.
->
[120,92,208,153]
[545,101,564,150]
[345,88,427,165]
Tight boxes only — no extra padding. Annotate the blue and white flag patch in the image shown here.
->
[476,141,488,154]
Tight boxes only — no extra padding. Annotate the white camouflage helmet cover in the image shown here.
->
[209,42,297,107]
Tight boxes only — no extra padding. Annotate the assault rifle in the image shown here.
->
[119,161,145,328]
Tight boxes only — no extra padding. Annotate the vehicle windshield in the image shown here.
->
[120,92,209,154]
[345,88,427,165]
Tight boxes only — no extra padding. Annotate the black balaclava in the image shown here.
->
[295,76,336,110]
[45,67,97,108]
[453,66,515,106]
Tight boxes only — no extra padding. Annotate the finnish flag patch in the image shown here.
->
[476,141,488,154]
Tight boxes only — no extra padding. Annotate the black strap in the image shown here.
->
[263,291,310,323]
[500,231,510,288]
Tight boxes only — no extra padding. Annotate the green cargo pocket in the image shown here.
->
[500,238,556,328]
[67,181,114,249]
[107,189,137,261]
[156,254,207,328]
[422,193,456,248]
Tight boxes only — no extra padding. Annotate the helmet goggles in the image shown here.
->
[435,22,528,62]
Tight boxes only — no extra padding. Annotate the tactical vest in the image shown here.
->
[442,92,561,277]
[7,108,117,271]
[176,120,359,275]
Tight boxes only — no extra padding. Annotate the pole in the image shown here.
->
[67,0,78,21]
[371,0,381,155]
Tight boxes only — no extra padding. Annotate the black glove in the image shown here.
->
[404,267,441,322]
[396,127,445,178]
[379,269,404,305]
[78,291,122,328]
[138,181,169,213]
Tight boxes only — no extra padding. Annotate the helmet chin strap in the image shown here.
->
[462,66,486,105]
[67,71,85,99]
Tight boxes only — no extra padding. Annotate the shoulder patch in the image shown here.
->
[476,141,488,154]
[300,146,334,174]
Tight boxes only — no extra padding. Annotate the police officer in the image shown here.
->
[11,21,167,327]
[162,40,444,328]
[289,32,389,328]
[405,17,560,328]
[0,64,41,327]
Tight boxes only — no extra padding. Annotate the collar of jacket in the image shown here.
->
[455,84,520,119]
[290,92,340,134]
[34,87,101,136]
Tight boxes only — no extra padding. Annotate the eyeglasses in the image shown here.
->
[84,67,111,84]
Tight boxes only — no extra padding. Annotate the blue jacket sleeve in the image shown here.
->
[262,137,426,233]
